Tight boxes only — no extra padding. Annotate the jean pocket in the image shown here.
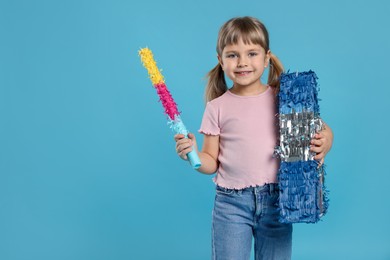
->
[216,186,235,195]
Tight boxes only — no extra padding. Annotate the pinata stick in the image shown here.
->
[139,48,201,169]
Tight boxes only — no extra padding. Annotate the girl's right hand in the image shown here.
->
[174,133,197,161]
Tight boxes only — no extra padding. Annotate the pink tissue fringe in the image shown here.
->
[155,82,180,120]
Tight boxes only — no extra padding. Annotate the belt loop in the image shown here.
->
[269,183,274,195]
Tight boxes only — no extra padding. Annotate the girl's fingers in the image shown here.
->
[314,152,325,161]
[311,138,323,146]
[176,139,194,160]
[176,139,192,150]
[179,147,193,159]
[178,149,188,160]
[311,131,331,163]
[174,134,185,142]
[314,132,326,140]
[174,133,196,160]
[176,142,191,153]
[175,135,193,147]
[310,145,322,153]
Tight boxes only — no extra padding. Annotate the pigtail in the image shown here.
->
[268,52,284,94]
[205,63,228,102]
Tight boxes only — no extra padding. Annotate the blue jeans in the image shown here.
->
[212,183,292,260]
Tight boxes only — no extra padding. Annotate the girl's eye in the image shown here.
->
[249,52,258,57]
[226,54,237,58]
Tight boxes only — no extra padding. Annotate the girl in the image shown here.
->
[175,16,333,260]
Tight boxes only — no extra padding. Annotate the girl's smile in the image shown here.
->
[235,70,253,76]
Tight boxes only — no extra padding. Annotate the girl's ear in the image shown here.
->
[265,50,271,68]
[264,50,271,68]
[218,55,224,70]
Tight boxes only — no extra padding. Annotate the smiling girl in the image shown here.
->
[175,16,333,260]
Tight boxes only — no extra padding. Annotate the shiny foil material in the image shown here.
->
[276,110,324,162]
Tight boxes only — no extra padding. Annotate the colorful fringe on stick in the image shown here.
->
[139,48,201,169]
[275,71,329,223]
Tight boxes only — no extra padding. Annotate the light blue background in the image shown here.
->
[1,0,389,259]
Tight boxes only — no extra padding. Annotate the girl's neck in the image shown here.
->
[229,83,268,96]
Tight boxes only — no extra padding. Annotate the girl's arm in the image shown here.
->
[310,121,333,164]
[175,133,219,174]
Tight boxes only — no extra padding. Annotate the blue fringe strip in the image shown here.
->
[278,161,329,223]
[279,70,320,114]
[277,70,329,224]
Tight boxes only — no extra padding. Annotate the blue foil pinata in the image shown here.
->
[275,70,329,223]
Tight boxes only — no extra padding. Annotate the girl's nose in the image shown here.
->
[237,57,248,67]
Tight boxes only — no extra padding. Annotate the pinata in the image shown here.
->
[275,70,329,223]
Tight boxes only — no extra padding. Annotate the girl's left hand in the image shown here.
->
[310,127,333,165]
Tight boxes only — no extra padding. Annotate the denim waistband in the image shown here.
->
[216,183,279,195]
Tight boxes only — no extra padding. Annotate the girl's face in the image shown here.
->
[219,39,270,92]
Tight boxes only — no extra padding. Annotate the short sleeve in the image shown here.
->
[198,102,220,135]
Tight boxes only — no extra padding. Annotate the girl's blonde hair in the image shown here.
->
[205,16,283,102]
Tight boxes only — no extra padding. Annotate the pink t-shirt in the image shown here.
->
[198,86,279,189]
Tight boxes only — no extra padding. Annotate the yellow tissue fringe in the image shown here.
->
[139,48,164,85]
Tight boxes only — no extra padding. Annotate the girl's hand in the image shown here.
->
[174,133,198,161]
[310,126,333,165]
